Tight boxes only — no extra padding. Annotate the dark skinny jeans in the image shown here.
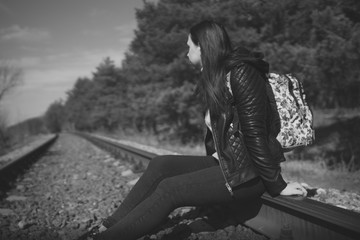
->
[98,155,265,240]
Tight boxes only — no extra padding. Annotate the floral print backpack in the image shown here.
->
[268,73,315,151]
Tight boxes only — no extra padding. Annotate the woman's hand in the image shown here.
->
[280,182,308,197]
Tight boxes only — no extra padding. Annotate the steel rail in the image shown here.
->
[0,134,58,192]
[77,132,360,240]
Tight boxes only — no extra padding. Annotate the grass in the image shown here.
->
[312,107,360,128]
[280,157,360,194]
[101,129,206,156]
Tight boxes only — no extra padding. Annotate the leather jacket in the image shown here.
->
[204,61,287,197]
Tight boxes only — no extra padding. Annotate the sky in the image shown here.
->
[0,0,149,126]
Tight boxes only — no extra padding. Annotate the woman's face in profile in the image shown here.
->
[186,34,201,66]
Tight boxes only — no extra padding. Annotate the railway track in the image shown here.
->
[0,134,58,193]
[76,132,360,240]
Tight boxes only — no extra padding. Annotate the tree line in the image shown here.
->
[44,0,360,143]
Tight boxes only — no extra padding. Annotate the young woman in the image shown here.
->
[81,20,307,240]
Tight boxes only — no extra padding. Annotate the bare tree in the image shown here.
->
[0,108,10,154]
[0,61,23,102]
[0,61,23,152]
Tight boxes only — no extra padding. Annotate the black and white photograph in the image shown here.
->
[1,0,359,239]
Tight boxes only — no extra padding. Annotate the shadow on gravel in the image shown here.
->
[145,199,262,239]
[2,228,66,240]
[43,150,62,157]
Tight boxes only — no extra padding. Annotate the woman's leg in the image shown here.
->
[98,165,265,240]
[103,155,218,227]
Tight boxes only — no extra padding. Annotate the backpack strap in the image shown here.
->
[284,74,300,109]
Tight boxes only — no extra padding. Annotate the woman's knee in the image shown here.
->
[155,178,178,205]
[156,177,197,208]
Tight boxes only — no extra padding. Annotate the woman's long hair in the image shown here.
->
[189,20,232,115]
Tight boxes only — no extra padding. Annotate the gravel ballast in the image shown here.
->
[1,134,138,240]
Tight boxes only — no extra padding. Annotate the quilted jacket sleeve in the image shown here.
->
[231,63,287,196]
